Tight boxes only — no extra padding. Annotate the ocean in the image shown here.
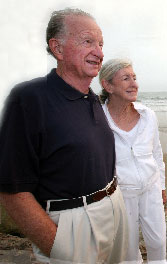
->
[137,92,167,154]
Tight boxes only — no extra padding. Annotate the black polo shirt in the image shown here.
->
[0,69,115,202]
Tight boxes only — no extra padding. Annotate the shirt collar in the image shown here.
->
[104,99,148,115]
[47,68,96,100]
[133,102,148,116]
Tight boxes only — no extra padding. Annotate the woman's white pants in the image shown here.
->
[121,179,166,264]
[33,186,128,264]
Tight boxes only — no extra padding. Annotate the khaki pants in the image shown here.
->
[33,186,128,264]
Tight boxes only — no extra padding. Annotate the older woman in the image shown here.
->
[99,58,166,264]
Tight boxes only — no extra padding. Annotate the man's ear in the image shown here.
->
[49,38,63,60]
[101,79,113,93]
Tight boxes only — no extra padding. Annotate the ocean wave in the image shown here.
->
[159,127,167,132]
[138,92,167,101]
[138,96,167,100]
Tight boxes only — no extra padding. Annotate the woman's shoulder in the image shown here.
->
[133,102,154,114]
[133,102,157,124]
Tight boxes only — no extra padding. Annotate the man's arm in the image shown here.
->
[0,192,57,256]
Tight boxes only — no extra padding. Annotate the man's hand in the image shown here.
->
[0,192,57,257]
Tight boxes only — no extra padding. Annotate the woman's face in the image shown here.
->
[109,66,138,102]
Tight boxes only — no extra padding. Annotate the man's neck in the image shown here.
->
[56,68,92,94]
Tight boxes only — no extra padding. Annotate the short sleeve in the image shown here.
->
[0,88,40,193]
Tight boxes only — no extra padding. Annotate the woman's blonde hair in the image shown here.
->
[99,58,132,104]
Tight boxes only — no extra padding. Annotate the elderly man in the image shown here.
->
[0,8,128,264]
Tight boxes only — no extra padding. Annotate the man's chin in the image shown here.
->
[87,70,99,78]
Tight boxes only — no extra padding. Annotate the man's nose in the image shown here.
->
[92,44,104,60]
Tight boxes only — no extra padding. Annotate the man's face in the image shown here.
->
[60,15,104,81]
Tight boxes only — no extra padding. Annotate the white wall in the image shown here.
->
[1,0,167,111]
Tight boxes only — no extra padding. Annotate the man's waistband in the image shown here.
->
[40,176,117,212]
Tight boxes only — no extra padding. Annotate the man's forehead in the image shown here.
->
[79,30,103,42]
[65,15,102,34]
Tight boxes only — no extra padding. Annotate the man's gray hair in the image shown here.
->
[46,8,95,56]
[99,58,132,104]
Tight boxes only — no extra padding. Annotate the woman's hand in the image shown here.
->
[162,190,167,206]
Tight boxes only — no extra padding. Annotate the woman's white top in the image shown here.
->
[109,115,140,146]
[102,102,165,196]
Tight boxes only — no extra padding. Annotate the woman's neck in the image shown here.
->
[107,98,133,120]
[107,98,140,131]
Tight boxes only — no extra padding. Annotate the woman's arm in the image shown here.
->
[152,111,166,204]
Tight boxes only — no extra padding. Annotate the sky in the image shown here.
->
[1,0,167,109]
